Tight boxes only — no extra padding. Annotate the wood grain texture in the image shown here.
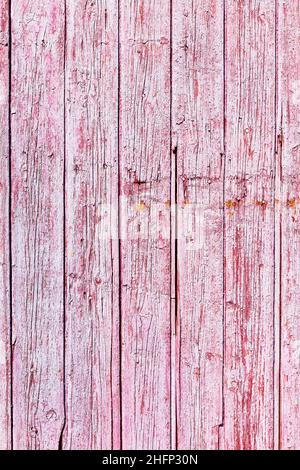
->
[64,0,120,450]
[11,1,65,449]
[2,0,300,451]
[119,0,171,450]
[0,0,10,450]
[277,0,300,450]
[172,0,224,450]
[220,0,276,450]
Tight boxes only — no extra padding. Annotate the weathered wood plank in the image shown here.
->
[63,0,120,450]
[0,0,10,450]
[220,0,276,450]
[7,1,300,450]
[119,0,171,450]
[277,0,300,450]
[172,0,224,450]
[11,1,65,449]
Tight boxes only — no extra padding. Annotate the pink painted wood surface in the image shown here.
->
[119,0,171,450]
[220,0,276,450]
[0,0,10,450]
[63,0,120,450]
[2,0,300,451]
[172,0,224,450]
[277,0,300,450]
[11,1,65,449]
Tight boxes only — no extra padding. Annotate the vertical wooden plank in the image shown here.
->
[119,0,171,450]
[11,1,65,449]
[0,0,10,450]
[64,0,120,449]
[172,0,224,449]
[277,0,300,450]
[221,0,276,449]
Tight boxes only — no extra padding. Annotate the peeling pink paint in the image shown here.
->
[0,0,299,452]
